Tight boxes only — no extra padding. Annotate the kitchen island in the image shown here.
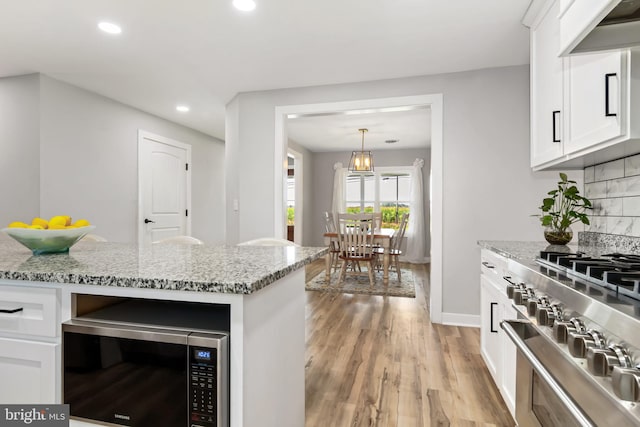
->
[0,237,327,427]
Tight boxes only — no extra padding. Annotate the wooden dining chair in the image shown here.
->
[376,213,409,281]
[323,212,341,273]
[336,213,376,286]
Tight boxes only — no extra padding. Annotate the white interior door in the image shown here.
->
[138,130,191,245]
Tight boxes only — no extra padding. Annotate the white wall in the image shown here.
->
[0,74,40,227]
[225,65,571,320]
[1,74,225,244]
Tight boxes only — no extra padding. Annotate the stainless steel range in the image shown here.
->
[501,251,640,427]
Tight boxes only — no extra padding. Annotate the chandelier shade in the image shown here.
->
[348,128,374,172]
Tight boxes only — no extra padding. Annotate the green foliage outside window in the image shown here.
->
[287,207,295,225]
[345,206,409,229]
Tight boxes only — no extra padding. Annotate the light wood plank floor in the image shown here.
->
[304,260,514,427]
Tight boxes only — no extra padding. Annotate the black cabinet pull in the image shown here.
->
[490,302,498,333]
[0,307,23,314]
[552,110,561,142]
[503,276,516,285]
[605,73,617,117]
[481,261,495,269]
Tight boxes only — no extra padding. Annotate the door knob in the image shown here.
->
[144,218,155,224]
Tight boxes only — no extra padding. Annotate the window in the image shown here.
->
[345,168,411,229]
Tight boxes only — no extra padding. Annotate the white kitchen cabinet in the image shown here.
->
[480,275,502,380]
[528,0,640,170]
[479,249,517,417]
[0,336,58,403]
[531,0,564,167]
[0,282,60,404]
[563,50,625,154]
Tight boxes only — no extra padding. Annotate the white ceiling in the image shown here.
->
[0,0,531,141]
[287,107,431,152]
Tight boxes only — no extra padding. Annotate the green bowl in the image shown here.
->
[2,226,96,255]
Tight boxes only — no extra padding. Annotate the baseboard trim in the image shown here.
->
[441,312,480,328]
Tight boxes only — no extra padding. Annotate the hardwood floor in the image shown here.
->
[304,260,514,427]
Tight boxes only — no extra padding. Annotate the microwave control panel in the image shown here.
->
[189,346,217,427]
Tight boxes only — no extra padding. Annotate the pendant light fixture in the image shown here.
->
[348,128,374,172]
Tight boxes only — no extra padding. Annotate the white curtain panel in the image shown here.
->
[331,162,347,216]
[406,158,427,263]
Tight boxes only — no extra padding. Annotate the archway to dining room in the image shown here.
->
[273,94,443,322]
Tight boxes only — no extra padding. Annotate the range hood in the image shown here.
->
[571,0,640,53]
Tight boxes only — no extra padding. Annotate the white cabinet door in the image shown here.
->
[500,302,518,417]
[0,337,58,403]
[480,275,501,382]
[531,0,564,167]
[564,50,624,154]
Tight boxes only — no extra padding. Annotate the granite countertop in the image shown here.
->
[478,240,579,263]
[0,238,327,294]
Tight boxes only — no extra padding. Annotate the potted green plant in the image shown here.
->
[537,173,592,245]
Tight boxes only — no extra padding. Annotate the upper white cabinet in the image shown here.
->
[563,50,625,154]
[528,0,640,170]
[531,0,564,166]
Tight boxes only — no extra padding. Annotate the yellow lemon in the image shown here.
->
[65,225,78,229]
[29,224,44,230]
[49,216,67,228]
[62,216,72,226]
[31,217,49,229]
[8,221,29,228]
[74,219,91,227]
[48,223,66,230]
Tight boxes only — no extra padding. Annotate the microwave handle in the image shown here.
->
[501,320,595,427]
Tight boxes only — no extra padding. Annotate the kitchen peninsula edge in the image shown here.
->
[0,239,327,427]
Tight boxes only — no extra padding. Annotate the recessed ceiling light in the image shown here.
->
[233,0,256,12]
[98,22,122,34]
[176,105,190,113]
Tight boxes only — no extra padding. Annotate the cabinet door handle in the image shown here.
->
[552,110,561,142]
[605,73,617,117]
[0,307,23,314]
[481,261,495,269]
[503,276,516,285]
[490,302,498,333]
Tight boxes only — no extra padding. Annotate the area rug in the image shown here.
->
[306,268,416,298]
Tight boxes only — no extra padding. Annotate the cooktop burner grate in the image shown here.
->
[537,251,640,301]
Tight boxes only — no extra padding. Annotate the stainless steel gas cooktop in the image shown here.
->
[538,251,640,301]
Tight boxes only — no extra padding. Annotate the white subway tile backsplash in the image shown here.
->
[626,154,640,177]
[595,159,624,181]
[585,181,607,199]
[606,176,640,198]
[588,216,607,233]
[592,198,622,216]
[583,154,640,239]
[623,197,640,216]
[584,166,595,184]
[607,216,633,236]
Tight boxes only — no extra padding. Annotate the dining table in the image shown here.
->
[323,228,396,284]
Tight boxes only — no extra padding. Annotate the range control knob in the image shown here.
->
[537,304,562,327]
[507,282,526,300]
[568,330,606,358]
[527,296,549,317]
[587,345,632,376]
[612,366,640,401]
[553,318,586,344]
[513,287,535,306]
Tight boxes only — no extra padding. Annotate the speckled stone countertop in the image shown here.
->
[0,238,327,294]
[478,240,580,263]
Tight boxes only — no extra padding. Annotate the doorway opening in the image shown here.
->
[274,94,443,323]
